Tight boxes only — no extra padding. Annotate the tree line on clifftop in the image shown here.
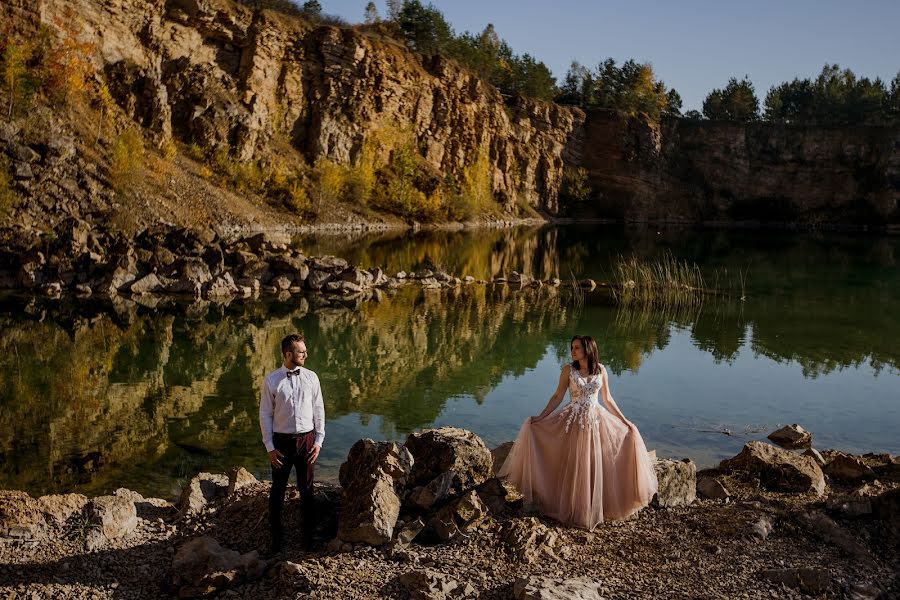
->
[239,0,900,127]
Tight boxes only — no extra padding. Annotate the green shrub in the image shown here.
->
[109,129,144,193]
[561,165,591,203]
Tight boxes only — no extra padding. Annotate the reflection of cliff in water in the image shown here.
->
[297,226,586,282]
[0,226,897,496]
[0,288,577,496]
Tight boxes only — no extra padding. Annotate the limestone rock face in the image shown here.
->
[337,439,414,545]
[404,427,492,499]
[720,441,825,495]
[581,110,899,226]
[652,458,697,507]
[3,0,584,217]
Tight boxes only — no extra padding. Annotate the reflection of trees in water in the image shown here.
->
[0,228,897,495]
[305,286,576,436]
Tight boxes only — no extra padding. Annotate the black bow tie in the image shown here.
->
[287,369,301,377]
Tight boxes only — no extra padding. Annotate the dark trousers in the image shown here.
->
[269,431,316,542]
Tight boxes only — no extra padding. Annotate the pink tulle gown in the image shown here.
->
[499,364,658,530]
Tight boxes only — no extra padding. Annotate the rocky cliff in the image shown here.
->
[1,0,584,232]
[582,110,900,226]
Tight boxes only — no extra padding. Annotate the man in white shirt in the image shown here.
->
[259,333,325,552]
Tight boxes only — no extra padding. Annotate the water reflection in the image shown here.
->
[1,226,898,498]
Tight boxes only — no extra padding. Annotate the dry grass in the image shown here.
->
[611,252,747,308]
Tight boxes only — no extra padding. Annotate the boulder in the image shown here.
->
[204,273,239,298]
[323,280,363,295]
[759,568,831,594]
[35,493,89,529]
[394,517,426,546]
[824,454,876,482]
[337,439,413,545]
[177,473,229,514]
[308,255,348,272]
[172,536,266,598]
[128,273,163,294]
[490,442,514,476]
[696,476,730,500]
[499,517,558,564]
[306,269,332,290]
[767,424,812,449]
[227,467,258,496]
[399,568,476,600]
[652,458,696,507]
[0,490,46,541]
[423,490,488,543]
[803,448,826,466]
[339,267,374,287]
[475,477,515,514]
[513,576,605,600]
[84,494,138,541]
[720,441,825,495]
[749,516,773,540]
[404,428,492,498]
[271,254,306,274]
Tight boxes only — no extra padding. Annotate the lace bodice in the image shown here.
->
[561,366,604,432]
[568,366,602,404]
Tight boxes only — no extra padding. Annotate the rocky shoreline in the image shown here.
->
[1,426,898,599]
[0,222,602,304]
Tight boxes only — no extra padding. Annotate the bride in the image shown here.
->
[499,335,657,529]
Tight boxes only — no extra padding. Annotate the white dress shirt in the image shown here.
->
[259,365,326,452]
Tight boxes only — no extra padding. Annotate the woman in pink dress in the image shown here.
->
[499,335,657,530]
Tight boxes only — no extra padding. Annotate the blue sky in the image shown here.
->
[316,0,900,112]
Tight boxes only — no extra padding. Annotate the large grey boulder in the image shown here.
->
[404,428,493,502]
[337,439,413,545]
[172,536,266,598]
[720,441,825,495]
[652,458,697,507]
[513,576,605,600]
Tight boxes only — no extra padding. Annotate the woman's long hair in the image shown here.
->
[571,335,601,376]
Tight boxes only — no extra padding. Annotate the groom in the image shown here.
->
[259,333,325,552]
